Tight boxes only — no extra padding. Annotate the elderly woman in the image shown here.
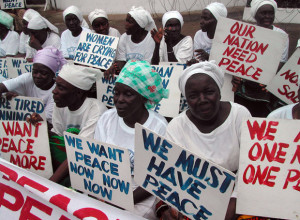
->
[0,46,66,124]
[104,6,156,78]
[156,61,251,219]
[94,60,168,219]
[151,11,193,64]
[88,9,120,37]
[0,10,19,57]
[61,5,90,59]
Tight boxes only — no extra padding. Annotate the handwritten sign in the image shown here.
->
[64,132,134,211]
[210,17,287,85]
[0,58,8,79]
[267,48,300,104]
[134,124,236,219]
[73,31,119,70]
[96,73,116,108]
[237,118,300,219]
[6,57,33,79]
[0,159,144,219]
[0,0,24,9]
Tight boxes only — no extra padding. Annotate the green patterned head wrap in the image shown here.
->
[116,60,169,109]
[0,10,14,30]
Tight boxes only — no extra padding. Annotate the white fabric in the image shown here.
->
[61,27,90,59]
[251,0,277,18]
[267,103,297,120]
[116,32,155,62]
[205,2,228,20]
[0,30,19,57]
[28,15,58,34]
[52,98,107,138]
[193,30,212,56]
[272,25,289,62]
[63,5,89,29]
[94,108,167,219]
[23,9,40,22]
[166,102,251,171]
[162,11,183,28]
[159,36,193,63]
[25,32,61,59]
[19,32,29,54]
[91,27,121,38]
[128,6,156,31]
[3,72,55,124]
[88,9,108,24]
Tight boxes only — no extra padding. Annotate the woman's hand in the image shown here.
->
[194,49,209,61]
[5,91,18,100]
[231,76,242,92]
[151,28,164,44]
[26,112,44,126]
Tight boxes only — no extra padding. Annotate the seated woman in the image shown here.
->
[0,10,19,57]
[157,61,251,219]
[61,5,90,59]
[94,60,169,219]
[88,9,120,37]
[0,46,66,124]
[151,11,193,64]
[104,6,156,78]
[26,15,60,60]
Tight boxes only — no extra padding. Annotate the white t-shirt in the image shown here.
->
[159,36,193,63]
[272,25,289,62]
[26,32,61,59]
[166,102,251,172]
[51,98,107,138]
[19,32,29,54]
[94,108,168,219]
[116,32,155,63]
[61,27,90,59]
[193,30,212,56]
[0,30,20,57]
[3,72,55,123]
[91,27,121,38]
[267,103,297,120]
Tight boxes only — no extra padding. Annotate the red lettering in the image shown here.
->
[49,194,71,211]
[294,132,300,142]
[222,46,235,56]
[2,121,15,136]
[261,142,277,162]
[223,34,235,45]
[280,69,298,84]
[226,60,239,72]
[251,67,262,80]
[243,164,255,184]
[34,123,41,137]
[17,176,48,192]
[20,196,52,220]
[283,169,300,191]
[218,57,231,67]
[0,183,24,211]
[290,145,300,164]
[249,142,262,161]
[73,208,108,220]
[247,120,278,141]
[246,25,255,38]
[245,53,257,63]
[0,164,18,181]
[274,143,289,163]
[237,50,249,61]
[278,85,299,103]
[244,165,279,187]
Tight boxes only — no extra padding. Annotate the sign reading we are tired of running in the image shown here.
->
[210,17,288,85]
[134,124,236,220]
[0,0,24,9]
[73,31,119,70]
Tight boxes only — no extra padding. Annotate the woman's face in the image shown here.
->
[125,14,140,35]
[32,63,55,90]
[114,82,146,119]
[0,23,9,40]
[255,4,275,29]
[22,19,29,35]
[164,18,181,39]
[65,13,81,33]
[185,74,221,121]
[29,28,48,44]
[199,9,217,33]
[92,17,109,35]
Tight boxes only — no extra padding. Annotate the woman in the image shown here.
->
[104,6,156,78]
[26,15,60,60]
[88,9,120,37]
[61,5,90,59]
[0,46,66,124]
[0,10,19,57]
[157,61,251,219]
[151,11,193,64]
[94,60,169,219]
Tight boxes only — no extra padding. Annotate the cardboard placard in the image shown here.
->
[237,118,300,219]
[0,0,24,9]
[210,17,287,85]
[96,73,116,108]
[73,31,119,70]
[64,132,134,211]
[6,57,33,79]
[134,124,236,220]
[267,48,300,104]
[0,58,8,79]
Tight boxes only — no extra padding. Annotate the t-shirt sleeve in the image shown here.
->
[6,32,20,56]
[115,34,126,61]
[2,72,30,95]
[175,36,194,63]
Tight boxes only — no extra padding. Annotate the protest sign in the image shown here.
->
[96,73,116,108]
[237,118,300,219]
[134,124,236,220]
[64,132,134,211]
[6,57,33,79]
[0,0,24,9]
[210,17,287,85]
[267,48,300,104]
[0,158,144,219]
[0,58,8,79]
[73,31,119,70]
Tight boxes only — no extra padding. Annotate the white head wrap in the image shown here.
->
[179,60,224,97]
[128,6,156,31]
[0,10,14,30]
[63,5,89,29]
[23,9,40,22]
[58,64,101,91]
[88,9,108,24]
[162,11,184,28]
[205,2,228,20]
[250,0,277,18]
[28,15,59,33]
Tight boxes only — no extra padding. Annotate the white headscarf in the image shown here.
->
[179,60,224,97]
[58,64,101,91]
[88,9,108,24]
[205,2,228,20]
[128,6,156,31]
[23,9,40,22]
[63,5,89,29]
[27,15,59,33]
[250,0,277,18]
[162,11,184,28]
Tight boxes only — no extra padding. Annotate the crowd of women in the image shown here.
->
[0,0,299,219]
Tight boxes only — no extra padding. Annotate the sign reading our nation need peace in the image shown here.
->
[134,124,236,220]
[210,17,287,85]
